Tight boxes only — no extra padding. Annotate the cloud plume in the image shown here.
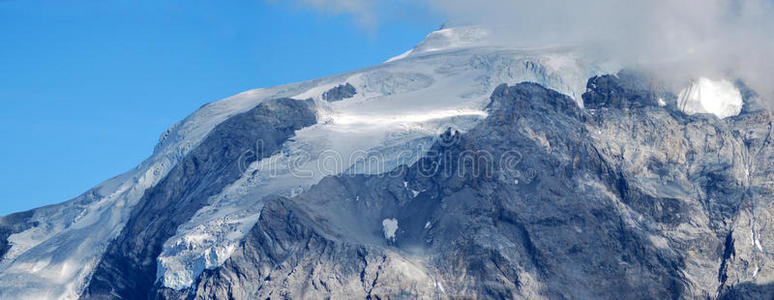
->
[290,0,774,100]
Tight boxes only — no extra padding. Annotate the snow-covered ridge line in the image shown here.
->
[387,26,491,62]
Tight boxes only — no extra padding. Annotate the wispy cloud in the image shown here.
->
[273,0,379,29]
[289,0,774,98]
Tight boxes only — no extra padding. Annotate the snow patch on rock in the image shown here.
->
[678,77,743,119]
[382,218,399,242]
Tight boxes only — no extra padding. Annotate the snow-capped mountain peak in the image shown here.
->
[387,26,492,62]
[0,25,611,298]
[3,23,766,299]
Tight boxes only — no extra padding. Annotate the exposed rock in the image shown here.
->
[80,98,317,300]
[322,83,357,102]
[45,70,771,299]
[0,210,37,260]
[187,74,774,299]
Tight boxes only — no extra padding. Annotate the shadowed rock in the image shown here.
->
[74,73,774,299]
[81,98,317,300]
[322,83,357,102]
[0,210,37,260]
[189,76,774,299]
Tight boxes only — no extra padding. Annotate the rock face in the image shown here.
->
[188,76,774,299]
[4,71,773,299]
[80,98,317,300]
[322,83,357,102]
[0,211,36,260]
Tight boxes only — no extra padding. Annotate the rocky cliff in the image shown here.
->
[179,73,774,299]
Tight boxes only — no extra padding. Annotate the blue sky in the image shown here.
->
[0,0,441,215]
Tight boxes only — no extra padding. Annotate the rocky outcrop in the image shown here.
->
[322,83,357,102]
[80,98,317,300]
[190,75,774,299]
[191,196,438,299]
[0,210,37,260]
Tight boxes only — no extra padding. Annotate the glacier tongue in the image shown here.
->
[678,77,743,118]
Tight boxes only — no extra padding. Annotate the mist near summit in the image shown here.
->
[293,0,774,101]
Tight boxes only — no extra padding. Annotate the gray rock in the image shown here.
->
[0,210,37,260]
[189,75,774,299]
[322,83,357,102]
[80,98,317,300]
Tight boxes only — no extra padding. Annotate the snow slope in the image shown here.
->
[0,26,615,298]
[386,26,491,62]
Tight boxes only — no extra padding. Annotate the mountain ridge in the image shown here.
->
[1,26,771,299]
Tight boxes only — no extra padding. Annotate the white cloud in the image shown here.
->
[275,0,378,28]
[287,0,774,99]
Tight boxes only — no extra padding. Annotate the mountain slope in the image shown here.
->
[185,76,774,299]
[82,98,317,299]
[1,26,773,299]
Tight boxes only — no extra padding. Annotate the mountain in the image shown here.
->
[1,26,773,299]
